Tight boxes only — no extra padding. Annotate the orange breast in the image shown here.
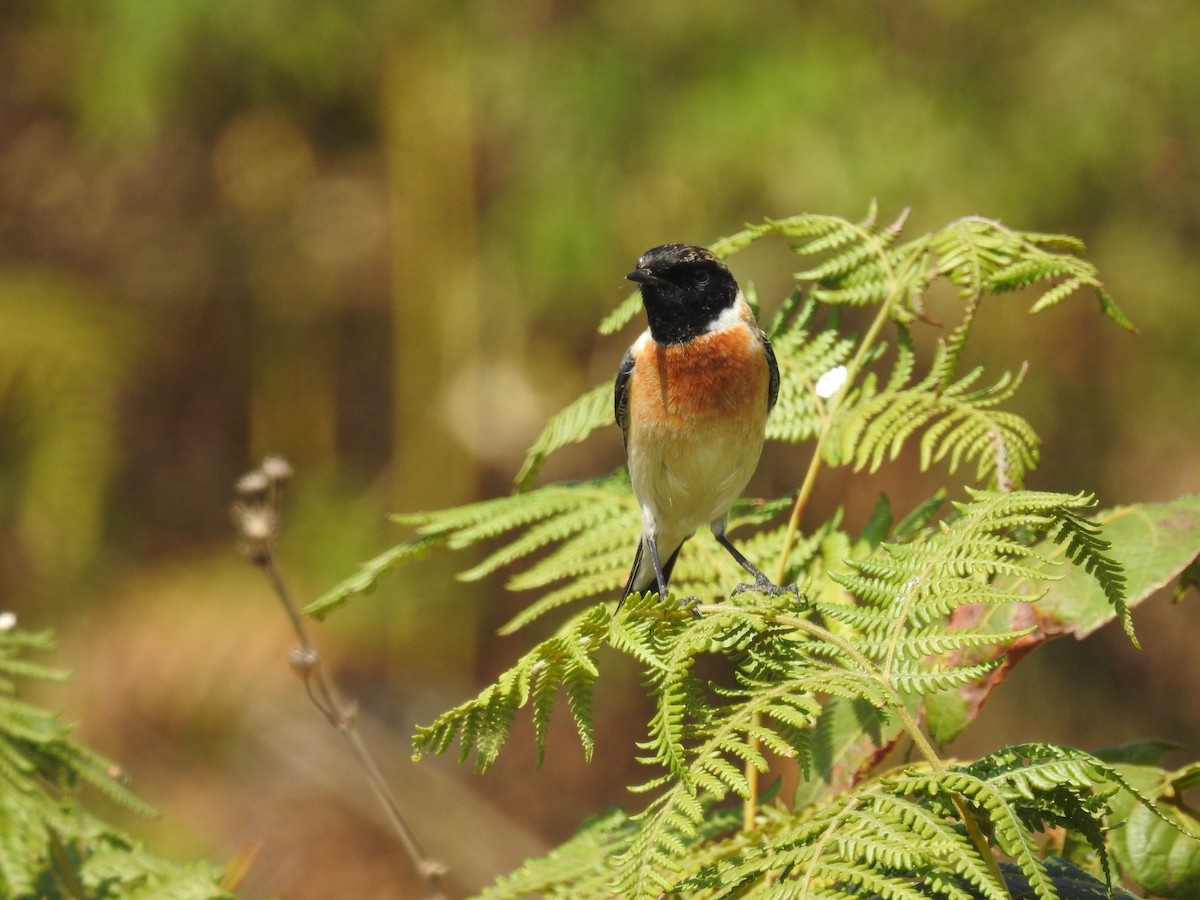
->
[630,326,769,436]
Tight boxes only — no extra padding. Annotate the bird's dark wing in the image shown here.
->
[615,347,635,448]
[761,330,780,413]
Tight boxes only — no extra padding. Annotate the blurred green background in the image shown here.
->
[2,2,1199,897]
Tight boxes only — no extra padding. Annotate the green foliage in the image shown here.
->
[827,331,1040,489]
[312,206,1134,626]
[1096,741,1200,897]
[514,385,613,491]
[0,269,136,586]
[679,743,1144,899]
[413,602,608,771]
[0,627,232,899]
[481,748,1149,900]
[320,209,1200,898]
[925,493,1200,746]
[410,490,1141,897]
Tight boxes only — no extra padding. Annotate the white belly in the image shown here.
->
[630,425,763,551]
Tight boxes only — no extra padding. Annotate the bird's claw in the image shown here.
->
[732,576,803,602]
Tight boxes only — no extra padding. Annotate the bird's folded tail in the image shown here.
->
[620,537,683,605]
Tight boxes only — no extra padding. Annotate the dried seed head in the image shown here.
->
[236,470,271,497]
[233,459,293,567]
[261,456,293,484]
[289,647,319,676]
[231,500,279,565]
[235,504,278,543]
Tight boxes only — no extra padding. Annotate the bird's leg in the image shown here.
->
[649,537,702,617]
[715,532,802,600]
[647,536,670,600]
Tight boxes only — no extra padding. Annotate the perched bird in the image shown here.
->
[616,243,793,608]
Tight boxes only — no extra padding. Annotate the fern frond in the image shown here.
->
[309,473,637,624]
[314,487,614,619]
[672,742,1141,899]
[780,207,923,317]
[771,207,881,245]
[608,602,867,896]
[598,288,643,335]
[603,599,669,672]
[505,520,631,590]
[305,536,439,619]
[0,629,231,897]
[635,620,713,785]
[765,298,858,445]
[413,603,610,771]
[510,489,1133,894]
[477,807,634,899]
[799,237,897,285]
[614,602,937,897]
[853,627,1034,661]
[882,743,1153,899]
[496,786,1137,900]
[829,329,1040,489]
[458,502,615,583]
[931,216,1135,331]
[498,572,622,635]
[884,657,1006,695]
[1049,506,1134,643]
[0,631,66,691]
[827,490,1127,688]
[399,208,1171,900]
[403,476,625,548]
[513,383,613,490]
[682,784,1003,899]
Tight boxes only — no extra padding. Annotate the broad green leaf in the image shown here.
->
[792,696,899,808]
[995,858,1140,899]
[928,494,1200,744]
[1033,495,1200,637]
[1106,762,1200,898]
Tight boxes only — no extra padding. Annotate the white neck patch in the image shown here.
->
[705,291,750,334]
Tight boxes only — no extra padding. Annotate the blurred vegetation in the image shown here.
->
[0,627,233,897]
[1,1,1199,897]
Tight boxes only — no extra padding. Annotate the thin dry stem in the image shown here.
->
[235,460,447,899]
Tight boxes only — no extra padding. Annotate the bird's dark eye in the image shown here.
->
[693,269,711,286]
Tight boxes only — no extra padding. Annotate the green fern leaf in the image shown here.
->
[413,605,609,771]
[477,807,633,898]
[310,474,637,625]
[765,299,857,444]
[598,288,643,335]
[798,238,898,284]
[407,209,1169,900]
[931,217,1135,331]
[305,536,438,619]
[1048,506,1134,643]
[829,330,1039,490]
[0,629,231,897]
[513,383,613,490]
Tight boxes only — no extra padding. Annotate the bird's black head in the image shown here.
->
[626,244,740,345]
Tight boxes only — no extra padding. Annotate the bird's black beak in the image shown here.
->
[626,267,664,286]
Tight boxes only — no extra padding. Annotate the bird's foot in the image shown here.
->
[680,594,703,619]
[733,575,803,602]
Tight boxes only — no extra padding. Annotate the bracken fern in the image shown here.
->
[315,207,1197,899]
[0,629,232,898]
